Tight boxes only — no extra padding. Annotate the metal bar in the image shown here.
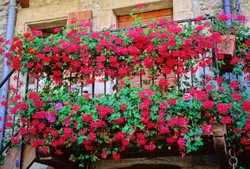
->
[212,18,220,78]
[108,15,215,32]
[140,75,142,88]
[165,75,167,93]
[81,79,83,96]
[177,74,180,91]
[92,75,95,98]
[25,74,29,94]
[18,73,29,169]
[203,55,206,85]
[0,0,17,151]
[187,18,194,87]
[0,70,15,88]
[70,72,72,86]
[12,71,19,136]
[212,18,220,88]
[228,72,237,82]
[104,74,106,95]
[188,18,192,26]
[0,132,19,155]
[36,79,39,93]
[224,0,232,15]
[236,0,240,15]
[224,0,232,25]
[191,72,194,87]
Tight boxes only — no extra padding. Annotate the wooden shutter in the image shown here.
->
[117,9,172,28]
[118,9,175,89]
[68,10,92,32]
[65,10,92,78]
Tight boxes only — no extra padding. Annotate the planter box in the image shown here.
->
[218,35,236,57]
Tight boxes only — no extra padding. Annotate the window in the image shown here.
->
[117,8,175,89]
[117,9,173,28]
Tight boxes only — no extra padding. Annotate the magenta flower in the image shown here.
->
[110,24,116,28]
[136,4,144,9]
[84,93,91,99]
[48,97,52,101]
[54,103,63,109]
[183,93,192,101]
[54,28,61,33]
[46,114,55,123]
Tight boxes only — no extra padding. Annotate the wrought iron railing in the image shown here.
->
[0,14,229,168]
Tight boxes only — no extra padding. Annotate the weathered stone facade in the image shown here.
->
[191,0,223,17]
[0,0,10,80]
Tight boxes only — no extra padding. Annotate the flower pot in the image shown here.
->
[218,35,236,57]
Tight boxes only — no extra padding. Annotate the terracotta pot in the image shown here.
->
[218,35,236,57]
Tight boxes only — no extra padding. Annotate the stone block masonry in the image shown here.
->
[0,0,9,80]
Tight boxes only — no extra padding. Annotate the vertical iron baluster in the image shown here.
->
[199,22,206,87]
[140,75,142,88]
[212,18,220,87]
[165,75,167,94]
[191,72,194,87]
[229,72,232,83]
[70,72,72,87]
[236,0,240,15]
[115,79,118,97]
[177,74,180,91]
[104,74,106,95]
[19,74,30,169]
[228,72,237,83]
[1,76,9,142]
[36,79,39,93]
[188,18,194,87]
[12,71,19,136]
[92,75,95,98]
[203,54,206,85]
[81,78,83,96]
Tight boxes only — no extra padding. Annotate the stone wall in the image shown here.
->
[191,0,223,17]
[236,0,250,27]
[0,0,9,80]
[91,155,219,169]
[191,0,250,28]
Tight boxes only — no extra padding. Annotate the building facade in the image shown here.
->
[0,0,249,169]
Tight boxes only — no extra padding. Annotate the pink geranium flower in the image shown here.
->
[54,103,63,109]
[136,4,144,9]
[183,93,192,101]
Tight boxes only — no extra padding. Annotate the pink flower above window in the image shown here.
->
[136,4,144,9]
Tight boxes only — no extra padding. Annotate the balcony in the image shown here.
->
[0,12,250,169]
